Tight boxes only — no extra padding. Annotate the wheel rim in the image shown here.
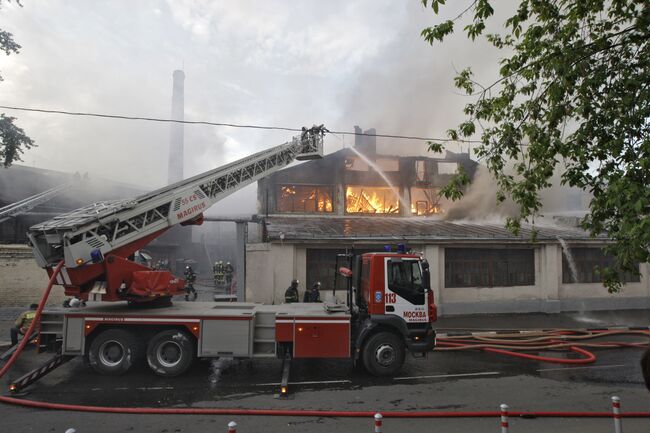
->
[375,343,396,367]
[98,340,126,367]
[156,341,183,368]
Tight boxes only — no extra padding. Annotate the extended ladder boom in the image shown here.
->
[28,127,324,270]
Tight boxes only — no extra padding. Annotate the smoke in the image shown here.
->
[442,162,591,222]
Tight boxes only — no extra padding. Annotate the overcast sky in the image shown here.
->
[0,1,503,213]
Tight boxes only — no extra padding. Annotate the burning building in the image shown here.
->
[247,127,649,315]
[258,126,477,218]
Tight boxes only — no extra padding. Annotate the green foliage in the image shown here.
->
[0,0,34,167]
[422,0,650,292]
[0,114,34,167]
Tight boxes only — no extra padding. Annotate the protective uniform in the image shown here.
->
[224,262,234,285]
[304,281,322,303]
[184,265,197,301]
[10,304,37,346]
[284,279,300,303]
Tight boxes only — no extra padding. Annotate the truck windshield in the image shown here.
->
[387,259,425,305]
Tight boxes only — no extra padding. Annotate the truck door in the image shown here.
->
[384,258,428,323]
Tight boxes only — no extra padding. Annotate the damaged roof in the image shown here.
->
[263,216,603,243]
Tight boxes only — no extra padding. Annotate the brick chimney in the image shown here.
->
[353,125,377,158]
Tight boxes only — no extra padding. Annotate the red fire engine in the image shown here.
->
[13,127,436,393]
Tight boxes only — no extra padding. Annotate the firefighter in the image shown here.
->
[224,262,234,285]
[284,279,300,303]
[184,265,197,301]
[10,303,38,346]
[304,281,322,303]
[213,261,225,287]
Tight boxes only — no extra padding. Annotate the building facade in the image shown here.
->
[246,129,649,314]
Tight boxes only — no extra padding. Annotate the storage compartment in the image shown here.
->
[293,320,350,358]
[199,319,253,357]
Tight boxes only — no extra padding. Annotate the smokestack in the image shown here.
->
[353,125,376,158]
[168,70,185,184]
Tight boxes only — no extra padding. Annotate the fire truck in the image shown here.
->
[14,127,436,392]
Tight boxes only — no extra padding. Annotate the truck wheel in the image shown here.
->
[88,329,141,375]
[146,330,195,377]
[362,331,405,377]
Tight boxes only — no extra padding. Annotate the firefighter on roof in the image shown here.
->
[304,281,322,303]
[284,279,300,303]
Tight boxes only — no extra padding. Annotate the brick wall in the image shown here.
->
[0,245,65,307]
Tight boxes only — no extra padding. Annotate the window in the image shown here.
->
[306,248,383,292]
[410,187,442,216]
[346,186,400,214]
[344,157,369,171]
[445,248,535,288]
[415,160,426,182]
[561,247,640,284]
[437,162,458,175]
[387,259,425,305]
[377,158,399,172]
[276,185,333,213]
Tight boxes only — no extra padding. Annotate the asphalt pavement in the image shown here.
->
[1,303,649,433]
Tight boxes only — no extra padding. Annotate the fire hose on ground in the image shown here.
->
[1,261,650,419]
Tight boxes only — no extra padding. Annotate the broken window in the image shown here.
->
[410,187,442,216]
[561,247,640,284]
[346,186,400,214]
[444,248,535,288]
[276,185,333,213]
[415,160,426,182]
[344,157,369,171]
[437,162,458,175]
[377,158,399,172]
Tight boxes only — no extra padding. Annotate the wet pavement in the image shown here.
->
[1,308,649,432]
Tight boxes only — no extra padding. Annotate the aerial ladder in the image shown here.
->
[27,127,325,303]
[0,182,73,224]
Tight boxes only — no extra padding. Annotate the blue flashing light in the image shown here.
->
[90,249,104,263]
[397,243,406,253]
[383,245,392,252]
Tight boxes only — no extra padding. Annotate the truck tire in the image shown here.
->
[146,330,195,377]
[88,328,141,375]
[362,331,405,377]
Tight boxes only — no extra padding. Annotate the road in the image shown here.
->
[1,308,649,433]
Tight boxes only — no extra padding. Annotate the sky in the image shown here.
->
[0,1,505,214]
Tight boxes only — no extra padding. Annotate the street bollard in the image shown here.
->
[612,396,622,433]
[228,420,237,433]
[374,413,383,433]
[500,404,509,433]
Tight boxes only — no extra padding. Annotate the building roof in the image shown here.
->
[263,215,603,243]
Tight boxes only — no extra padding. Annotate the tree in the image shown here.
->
[422,0,649,292]
[0,0,35,167]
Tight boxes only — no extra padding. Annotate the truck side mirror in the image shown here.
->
[421,259,431,290]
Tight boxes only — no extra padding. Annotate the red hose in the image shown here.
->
[1,395,650,418]
[1,261,650,419]
[0,261,63,378]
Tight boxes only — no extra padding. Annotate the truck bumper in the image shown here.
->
[405,329,436,353]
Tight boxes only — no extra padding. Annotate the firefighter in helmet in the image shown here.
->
[213,260,225,287]
[184,265,197,301]
[10,303,38,346]
[304,281,321,303]
[224,261,234,285]
[284,279,300,304]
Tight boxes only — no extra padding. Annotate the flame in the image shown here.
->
[411,202,444,216]
[279,185,332,213]
[346,187,399,214]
